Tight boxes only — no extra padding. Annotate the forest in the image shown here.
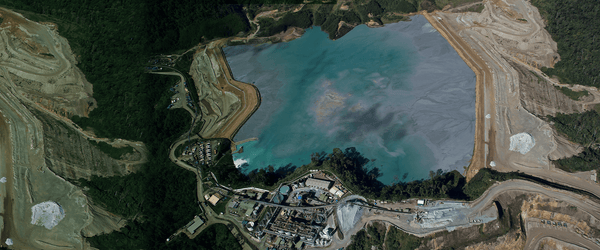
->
[211,145,521,203]
[532,0,600,87]
[548,110,600,174]
[88,140,135,160]
[347,222,421,250]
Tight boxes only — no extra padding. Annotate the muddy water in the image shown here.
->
[225,15,476,184]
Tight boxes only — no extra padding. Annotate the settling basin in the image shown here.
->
[224,15,476,184]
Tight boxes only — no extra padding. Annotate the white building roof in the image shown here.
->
[306,178,332,189]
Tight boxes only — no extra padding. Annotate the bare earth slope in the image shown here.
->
[424,0,600,201]
[190,40,261,141]
[0,8,146,249]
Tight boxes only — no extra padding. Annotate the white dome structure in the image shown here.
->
[31,201,65,229]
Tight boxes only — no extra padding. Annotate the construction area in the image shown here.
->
[0,7,146,249]
[190,41,261,141]
[423,0,600,191]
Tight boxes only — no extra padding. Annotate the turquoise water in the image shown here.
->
[224,16,476,184]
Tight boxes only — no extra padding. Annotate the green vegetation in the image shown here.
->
[211,197,230,214]
[548,111,600,146]
[554,147,600,173]
[375,0,418,13]
[554,86,589,101]
[518,18,528,22]
[384,225,422,250]
[257,9,314,37]
[347,222,422,250]
[0,0,264,247]
[88,140,135,160]
[466,4,485,13]
[462,169,519,200]
[348,223,387,250]
[211,145,522,203]
[547,110,600,174]
[532,0,600,87]
[167,224,242,250]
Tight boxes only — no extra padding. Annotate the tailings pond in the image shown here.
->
[224,15,476,184]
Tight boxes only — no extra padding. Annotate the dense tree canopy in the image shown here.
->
[533,0,600,87]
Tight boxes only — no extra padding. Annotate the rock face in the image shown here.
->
[30,107,131,180]
[514,62,586,116]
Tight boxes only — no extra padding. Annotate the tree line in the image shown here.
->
[533,0,600,87]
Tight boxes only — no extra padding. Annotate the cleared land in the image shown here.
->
[0,8,147,249]
[424,0,600,200]
[422,0,600,246]
[190,40,261,141]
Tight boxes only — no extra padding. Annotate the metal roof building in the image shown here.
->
[186,216,204,234]
[305,178,332,190]
[208,193,222,206]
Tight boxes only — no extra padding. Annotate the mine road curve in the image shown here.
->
[525,224,600,250]
[317,179,600,250]
[149,70,196,118]
[0,66,149,167]
[0,26,69,77]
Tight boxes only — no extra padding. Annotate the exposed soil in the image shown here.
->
[513,61,587,117]
[190,40,260,141]
[30,107,135,180]
[0,7,149,249]
[425,0,600,204]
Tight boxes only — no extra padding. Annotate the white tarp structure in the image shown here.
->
[509,132,535,154]
[5,238,12,245]
[490,161,496,167]
[31,201,65,229]
[0,177,6,183]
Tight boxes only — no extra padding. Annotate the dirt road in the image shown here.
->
[0,93,25,248]
[313,179,600,249]
[525,226,600,250]
[150,70,196,118]
[424,0,600,201]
